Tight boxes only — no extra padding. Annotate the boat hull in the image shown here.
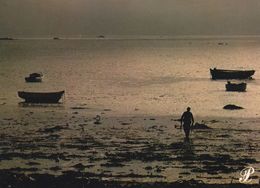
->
[18,91,65,103]
[25,72,43,82]
[25,77,42,82]
[210,69,255,80]
[225,83,247,92]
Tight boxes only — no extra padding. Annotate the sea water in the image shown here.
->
[0,38,260,118]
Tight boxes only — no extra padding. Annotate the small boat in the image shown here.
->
[25,77,42,82]
[0,37,14,40]
[25,72,43,82]
[225,81,247,92]
[210,68,255,80]
[18,91,65,103]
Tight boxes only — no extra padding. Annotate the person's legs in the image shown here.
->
[183,124,190,138]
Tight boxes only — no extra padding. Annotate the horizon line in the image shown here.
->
[2,34,260,40]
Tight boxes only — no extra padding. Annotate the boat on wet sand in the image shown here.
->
[225,82,247,92]
[18,91,65,103]
[210,68,255,80]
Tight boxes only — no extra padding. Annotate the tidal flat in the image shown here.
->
[0,39,259,187]
[0,107,259,186]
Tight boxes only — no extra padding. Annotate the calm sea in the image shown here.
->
[1,38,260,118]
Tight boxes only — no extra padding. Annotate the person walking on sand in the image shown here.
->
[180,107,194,139]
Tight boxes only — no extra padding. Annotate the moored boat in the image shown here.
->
[25,77,42,82]
[18,91,65,103]
[210,68,255,80]
[225,81,247,92]
[25,72,43,82]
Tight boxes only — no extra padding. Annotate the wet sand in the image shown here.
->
[0,171,259,188]
[0,104,259,187]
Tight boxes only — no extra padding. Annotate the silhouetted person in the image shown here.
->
[181,107,194,139]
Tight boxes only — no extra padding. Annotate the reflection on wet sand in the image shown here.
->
[0,112,259,186]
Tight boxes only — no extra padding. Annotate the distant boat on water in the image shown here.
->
[225,81,247,92]
[53,37,60,40]
[25,72,43,82]
[18,91,65,103]
[97,35,105,39]
[218,42,228,46]
[0,37,14,40]
[210,68,255,80]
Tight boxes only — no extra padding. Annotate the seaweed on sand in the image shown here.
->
[0,170,258,188]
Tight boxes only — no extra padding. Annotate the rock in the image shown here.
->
[41,125,65,133]
[223,104,243,110]
[70,107,87,110]
[193,122,211,129]
[210,119,219,123]
[94,115,101,124]
[145,166,153,170]
[73,163,85,170]
[121,122,131,125]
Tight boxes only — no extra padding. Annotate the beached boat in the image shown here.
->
[25,72,43,82]
[210,68,255,80]
[225,82,247,92]
[18,91,65,103]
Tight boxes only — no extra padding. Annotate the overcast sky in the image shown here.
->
[0,0,260,37]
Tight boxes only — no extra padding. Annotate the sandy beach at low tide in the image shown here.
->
[1,39,259,187]
[0,104,259,187]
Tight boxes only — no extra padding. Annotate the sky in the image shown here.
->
[0,0,260,37]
